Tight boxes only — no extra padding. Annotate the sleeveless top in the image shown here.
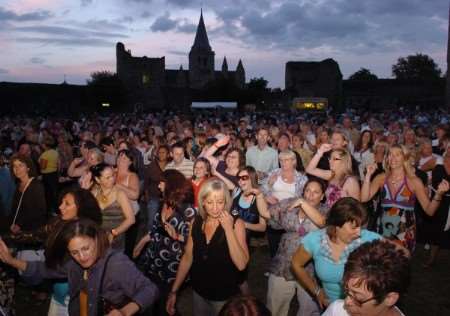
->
[325,176,352,209]
[231,189,259,225]
[190,215,240,301]
[271,177,296,200]
[101,200,125,250]
[379,176,417,252]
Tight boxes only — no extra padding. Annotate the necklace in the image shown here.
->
[98,187,113,204]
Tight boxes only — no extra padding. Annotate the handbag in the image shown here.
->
[96,253,131,316]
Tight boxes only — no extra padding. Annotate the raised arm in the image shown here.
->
[361,164,384,202]
[203,135,230,167]
[412,177,449,216]
[305,144,333,180]
[289,198,325,227]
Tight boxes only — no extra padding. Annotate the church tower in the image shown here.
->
[189,9,215,89]
[235,59,245,89]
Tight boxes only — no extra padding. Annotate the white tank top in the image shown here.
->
[272,176,296,200]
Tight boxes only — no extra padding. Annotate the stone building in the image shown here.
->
[285,59,343,111]
[116,10,246,109]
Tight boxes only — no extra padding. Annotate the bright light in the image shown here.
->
[102,103,110,107]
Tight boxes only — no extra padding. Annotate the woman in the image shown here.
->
[215,166,267,294]
[422,148,450,267]
[307,144,360,208]
[0,219,159,316]
[115,149,140,214]
[353,130,374,180]
[166,178,249,316]
[261,179,328,316]
[291,197,381,309]
[39,135,59,214]
[263,150,308,258]
[292,133,313,168]
[362,144,449,252]
[9,155,47,235]
[144,145,170,231]
[8,188,102,316]
[133,169,195,315]
[89,163,135,250]
[192,157,211,208]
[67,141,97,178]
[204,135,244,187]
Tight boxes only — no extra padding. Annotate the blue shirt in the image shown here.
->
[301,228,381,302]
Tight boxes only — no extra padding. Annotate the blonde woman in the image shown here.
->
[166,178,249,316]
[306,144,360,208]
[362,144,449,252]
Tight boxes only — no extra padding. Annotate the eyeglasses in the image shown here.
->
[238,175,250,181]
[344,287,379,307]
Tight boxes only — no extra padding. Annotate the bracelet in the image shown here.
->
[314,286,321,297]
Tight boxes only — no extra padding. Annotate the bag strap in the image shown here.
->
[98,253,114,297]
[12,177,34,226]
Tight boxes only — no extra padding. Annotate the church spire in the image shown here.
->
[222,56,228,72]
[192,9,211,50]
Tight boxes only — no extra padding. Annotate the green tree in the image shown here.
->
[392,53,441,80]
[348,68,378,80]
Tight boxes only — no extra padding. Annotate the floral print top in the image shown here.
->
[268,197,328,280]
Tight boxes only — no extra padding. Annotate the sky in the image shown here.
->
[0,0,448,88]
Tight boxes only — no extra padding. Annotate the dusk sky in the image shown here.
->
[0,0,448,88]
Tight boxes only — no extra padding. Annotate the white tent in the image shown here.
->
[191,102,237,109]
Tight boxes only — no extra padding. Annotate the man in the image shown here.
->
[322,240,410,316]
[101,137,117,166]
[164,141,194,179]
[246,127,278,180]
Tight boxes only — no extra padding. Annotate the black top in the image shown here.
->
[190,215,239,301]
[10,178,47,231]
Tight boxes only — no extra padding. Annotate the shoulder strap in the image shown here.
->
[98,253,114,297]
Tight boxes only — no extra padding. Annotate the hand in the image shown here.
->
[318,143,332,155]
[0,238,14,265]
[133,235,150,259]
[215,135,230,148]
[73,157,84,165]
[79,171,93,189]
[10,224,21,234]
[218,211,234,232]
[166,292,177,315]
[106,309,124,316]
[365,163,377,178]
[163,221,179,241]
[437,179,450,194]
[245,188,262,197]
[288,198,304,211]
[316,288,330,309]
[265,196,279,205]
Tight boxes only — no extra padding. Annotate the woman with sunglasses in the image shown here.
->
[306,144,360,208]
[292,198,381,310]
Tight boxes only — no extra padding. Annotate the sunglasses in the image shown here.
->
[238,175,250,181]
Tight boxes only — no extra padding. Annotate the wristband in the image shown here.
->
[314,286,321,297]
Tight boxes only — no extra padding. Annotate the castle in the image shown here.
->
[116,10,246,109]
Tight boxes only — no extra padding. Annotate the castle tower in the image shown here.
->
[446,5,450,107]
[222,56,228,78]
[189,9,215,89]
[235,59,246,89]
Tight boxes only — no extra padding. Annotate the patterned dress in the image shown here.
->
[139,204,196,285]
[378,176,417,252]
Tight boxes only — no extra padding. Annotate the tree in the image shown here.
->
[87,70,119,86]
[247,77,269,91]
[348,68,378,80]
[392,53,441,80]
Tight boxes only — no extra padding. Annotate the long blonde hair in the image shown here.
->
[197,178,232,220]
[384,144,415,178]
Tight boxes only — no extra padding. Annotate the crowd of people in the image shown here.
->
[0,107,449,316]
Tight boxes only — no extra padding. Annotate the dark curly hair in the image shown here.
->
[161,169,194,212]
